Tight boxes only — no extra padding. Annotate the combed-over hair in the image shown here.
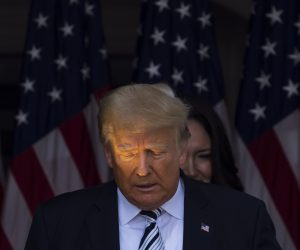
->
[98,83,190,146]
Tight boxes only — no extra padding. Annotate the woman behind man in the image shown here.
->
[181,99,244,191]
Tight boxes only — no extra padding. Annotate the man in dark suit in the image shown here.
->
[25,83,281,250]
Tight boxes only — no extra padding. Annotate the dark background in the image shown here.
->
[0,0,251,169]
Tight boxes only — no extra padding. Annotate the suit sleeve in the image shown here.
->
[25,205,50,250]
[253,202,282,250]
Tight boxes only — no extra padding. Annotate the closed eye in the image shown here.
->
[150,150,166,159]
[195,151,211,160]
[119,152,137,161]
[197,153,210,158]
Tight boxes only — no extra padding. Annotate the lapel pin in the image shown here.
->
[201,222,210,233]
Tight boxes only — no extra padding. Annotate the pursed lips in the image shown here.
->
[135,183,158,192]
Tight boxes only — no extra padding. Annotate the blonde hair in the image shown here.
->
[98,83,190,146]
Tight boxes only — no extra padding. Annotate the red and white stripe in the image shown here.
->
[214,100,231,137]
[1,175,32,250]
[236,109,300,250]
[0,93,110,250]
[83,95,111,182]
[214,100,236,146]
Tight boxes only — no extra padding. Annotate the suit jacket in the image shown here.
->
[25,177,281,250]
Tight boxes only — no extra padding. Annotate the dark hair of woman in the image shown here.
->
[185,99,244,191]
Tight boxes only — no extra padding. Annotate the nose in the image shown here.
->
[136,152,151,177]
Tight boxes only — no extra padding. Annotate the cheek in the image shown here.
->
[194,160,212,179]
[161,158,181,183]
[152,156,178,176]
[112,162,135,195]
[112,157,135,180]
[115,162,134,176]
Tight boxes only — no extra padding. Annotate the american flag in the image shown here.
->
[200,222,210,233]
[235,1,300,249]
[132,0,230,131]
[0,0,111,249]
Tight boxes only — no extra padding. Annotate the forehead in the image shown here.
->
[188,119,207,135]
[111,127,176,148]
[187,119,211,144]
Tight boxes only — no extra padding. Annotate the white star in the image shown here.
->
[15,110,29,126]
[48,87,62,102]
[60,22,74,37]
[261,39,276,58]
[266,6,283,25]
[155,0,169,12]
[171,68,184,86]
[172,35,188,52]
[34,13,48,29]
[197,12,211,28]
[288,48,300,66]
[81,64,91,80]
[193,76,208,94]
[151,28,166,45]
[249,103,266,121]
[21,78,35,93]
[99,47,107,59]
[197,43,210,61]
[294,15,300,35]
[145,61,161,78]
[175,3,191,19]
[85,3,94,16]
[54,55,68,70]
[283,79,299,98]
[27,45,42,61]
[69,0,79,5]
[255,71,271,90]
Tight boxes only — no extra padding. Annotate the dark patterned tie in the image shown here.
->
[139,208,165,250]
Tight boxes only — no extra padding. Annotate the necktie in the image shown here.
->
[139,208,165,250]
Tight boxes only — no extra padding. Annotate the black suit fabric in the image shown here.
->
[25,177,281,250]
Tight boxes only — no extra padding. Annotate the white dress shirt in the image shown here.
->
[118,178,185,250]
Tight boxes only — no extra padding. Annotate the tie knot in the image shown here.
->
[140,208,163,221]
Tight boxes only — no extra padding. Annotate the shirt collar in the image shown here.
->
[118,188,141,226]
[118,178,185,225]
[161,178,184,220]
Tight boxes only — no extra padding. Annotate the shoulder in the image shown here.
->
[35,181,116,216]
[184,176,264,212]
[183,177,275,235]
[26,181,119,249]
[183,177,281,249]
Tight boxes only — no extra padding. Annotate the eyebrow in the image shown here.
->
[146,143,168,150]
[117,144,136,151]
[117,143,168,151]
[197,148,211,153]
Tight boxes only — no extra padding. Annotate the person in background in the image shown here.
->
[181,99,244,191]
[25,83,281,250]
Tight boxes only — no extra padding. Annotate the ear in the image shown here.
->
[104,144,113,168]
[179,148,187,166]
[178,138,188,166]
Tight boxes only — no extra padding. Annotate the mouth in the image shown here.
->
[135,183,157,192]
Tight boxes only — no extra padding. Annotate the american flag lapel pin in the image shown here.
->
[201,222,210,233]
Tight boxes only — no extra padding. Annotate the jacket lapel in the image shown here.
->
[86,182,120,250]
[183,178,214,250]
